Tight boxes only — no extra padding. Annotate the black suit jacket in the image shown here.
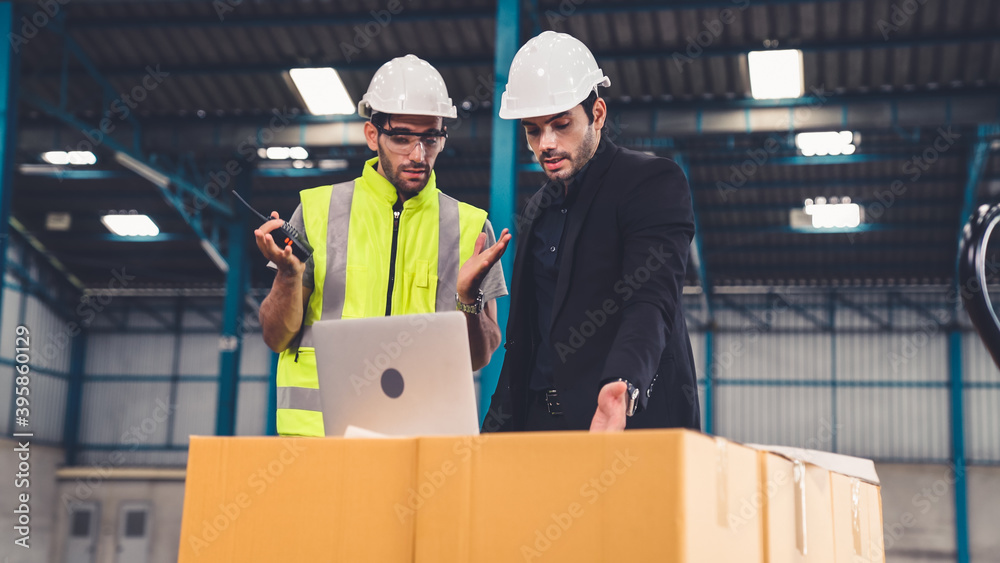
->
[484,138,700,432]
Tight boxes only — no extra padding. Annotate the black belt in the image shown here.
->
[532,388,563,416]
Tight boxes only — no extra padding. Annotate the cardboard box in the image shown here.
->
[750,445,883,563]
[831,472,885,562]
[412,430,763,562]
[178,437,418,562]
[179,430,763,562]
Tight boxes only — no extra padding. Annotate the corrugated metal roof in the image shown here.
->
[9,0,1000,287]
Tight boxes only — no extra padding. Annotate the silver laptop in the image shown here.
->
[310,311,480,437]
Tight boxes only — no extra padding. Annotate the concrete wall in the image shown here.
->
[51,478,185,563]
[0,438,62,563]
[877,463,1000,563]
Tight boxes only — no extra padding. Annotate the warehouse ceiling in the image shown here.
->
[9,0,1000,290]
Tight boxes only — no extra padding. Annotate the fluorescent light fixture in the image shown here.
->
[101,213,160,237]
[42,151,96,165]
[259,146,309,160]
[748,49,804,99]
[289,67,355,115]
[115,152,171,188]
[795,131,856,157]
[803,201,862,229]
[46,212,72,231]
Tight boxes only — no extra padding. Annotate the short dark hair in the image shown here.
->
[370,111,391,129]
[580,89,599,124]
[369,111,446,133]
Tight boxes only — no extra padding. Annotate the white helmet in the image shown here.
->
[499,31,611,120]
[358,54,457,119]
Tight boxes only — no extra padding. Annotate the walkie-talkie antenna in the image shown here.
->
[231,190,270,222]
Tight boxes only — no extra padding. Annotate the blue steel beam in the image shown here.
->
[69,0,855,30]
[706,242,954,255]
[674,153,713,320]
[947,123,996,563]
[215,167,251,436]
[699,198,956,213]
[690,175,970,191]
[62,331,87,465]
[708,222,952,234]
[948,331,969,563]
[45,32,997,78]
[69,7,495,30]
[0,2,19,346]
[479,0,519,424]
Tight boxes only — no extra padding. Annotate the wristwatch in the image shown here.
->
[456,290,484,315]
[615,378,640,417]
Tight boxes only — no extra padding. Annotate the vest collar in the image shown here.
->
[361,156,438,208]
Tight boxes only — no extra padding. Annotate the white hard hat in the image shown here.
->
[499,31,611,120]
[358,54,457,119]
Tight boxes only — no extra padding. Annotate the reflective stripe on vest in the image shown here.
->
[275,177,487,436]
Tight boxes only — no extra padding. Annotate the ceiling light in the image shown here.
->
[46,212,72,231]
[803,201,862,229]
[101,213,160,237]
[261,146,309,160]
[289,67,355,115]
[748,49,804,99]
[795,131,856,157]
[42,151,96,165]
[265,147,291,160]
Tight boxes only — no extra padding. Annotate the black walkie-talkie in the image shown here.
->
[232,191,313,262]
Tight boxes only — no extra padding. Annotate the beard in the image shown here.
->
[540,125,598,185]
[378,147,431,197]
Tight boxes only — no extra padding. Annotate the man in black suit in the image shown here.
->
[485,31,700,433]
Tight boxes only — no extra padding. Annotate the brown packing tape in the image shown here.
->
[793,459,807,556]
[716,437,729,529]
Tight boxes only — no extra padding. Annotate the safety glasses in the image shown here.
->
[373,123,448,156]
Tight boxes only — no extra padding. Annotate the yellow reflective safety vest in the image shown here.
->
[276,157,487,436]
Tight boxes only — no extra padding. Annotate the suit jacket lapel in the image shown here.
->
[550,138,620,332]
[508,188,546,334]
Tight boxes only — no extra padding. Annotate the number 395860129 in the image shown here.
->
[14,326,30,426]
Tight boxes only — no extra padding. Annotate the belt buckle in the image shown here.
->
[544,389,563,416]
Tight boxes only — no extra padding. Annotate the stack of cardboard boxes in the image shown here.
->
[179,430,883,562]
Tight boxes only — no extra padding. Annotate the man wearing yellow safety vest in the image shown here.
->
[255,55,511,437]
[485,32,700,433]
